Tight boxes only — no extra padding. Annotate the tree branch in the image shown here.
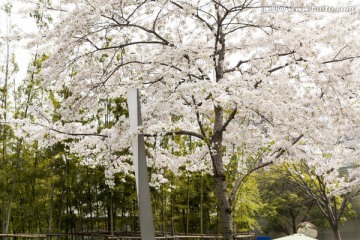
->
[191,96,208,141]
[214,107,237,137]
[229,133,304,205]
[144,130,204,141]
[170,1,215,33]
[322,55,360,64]
[30,122,109,138]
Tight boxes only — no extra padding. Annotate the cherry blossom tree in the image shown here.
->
[14,0,360,239]
[284,159,359,240]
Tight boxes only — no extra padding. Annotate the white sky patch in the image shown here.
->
[0,1,38,83]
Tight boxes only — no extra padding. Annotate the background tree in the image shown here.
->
[12,1,360,239]
[283,159,359,240]
[258,165,326,236]
[232,174,262,234]
[0,2,20,236]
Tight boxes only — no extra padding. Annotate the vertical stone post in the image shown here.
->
[127,89,155,240]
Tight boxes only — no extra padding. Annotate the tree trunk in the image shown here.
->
[109,192,114,235]
[65,157,70,235]
[210,5,234,237]
[5,175,15,234]
[326,197,342,240]
[48,182,54,233]
[1,10,10,238]
[331,223,341,240]
[213,173,233,239]
[57,190,63,232]
[87,169,93,232]
[161,187,166,236]
[153,191,158,232]
[200,173,203,234]
[132,198,136,234]
[186,175,190,235]
[290,209,297,234]
[170,177,174,235]
[5,140,23,235]
[212,106,233,240]
[95,184,100,232]
[32,147,38,233]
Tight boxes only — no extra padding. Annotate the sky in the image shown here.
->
[0,1,38,83]
[1,0,358,85]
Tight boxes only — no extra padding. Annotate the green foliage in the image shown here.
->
[257,166,319,235]
[29,0,53,29]
[150,170,218,234]
[14,54,48,119]
[233,174,262,232]
[1,2,12,14]
[257,164,356,235]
